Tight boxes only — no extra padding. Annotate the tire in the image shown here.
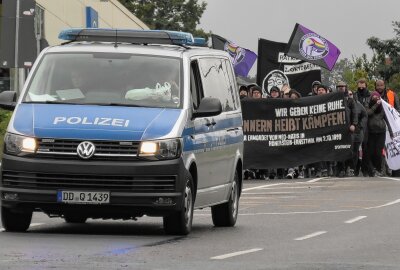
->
[163,173,194,235]
[64,215,87,224]
[1,206,32,232]
[211,170,239,227]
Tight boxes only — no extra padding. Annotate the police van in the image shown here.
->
[0,29,244,235]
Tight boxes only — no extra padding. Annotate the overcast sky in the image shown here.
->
[199,0,399,75]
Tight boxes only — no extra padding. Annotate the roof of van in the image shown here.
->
[45,42,230,59]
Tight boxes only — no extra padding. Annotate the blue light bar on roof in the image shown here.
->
[192,37,206,47]
[58,28,197,46]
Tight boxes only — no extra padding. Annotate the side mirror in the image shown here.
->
[0,91,17,110]
[192,97,222,118]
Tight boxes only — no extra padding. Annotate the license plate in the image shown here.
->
[57,191,110,204]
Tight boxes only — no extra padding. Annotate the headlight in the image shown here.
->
[138,138,182,160]
[4,133,37,155]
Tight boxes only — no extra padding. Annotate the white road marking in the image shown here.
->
[381,177,400,182]
[242,183,286,192]
[0,223,43,232]
[210,248,263,260]
[365,198,400,209]
[307,177,327,183]
[294,231,327,241]
[239,209,354,216]
[345,216,367,224]
[238,198,400,216]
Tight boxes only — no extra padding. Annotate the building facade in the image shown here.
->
[36,0,148,46]
[0,0,148,92]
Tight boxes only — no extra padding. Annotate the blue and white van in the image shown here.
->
[0,29,244,235]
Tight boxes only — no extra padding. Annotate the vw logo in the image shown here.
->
[76,141,96,159]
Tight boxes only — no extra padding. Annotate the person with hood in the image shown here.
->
[366,91,392,176]
[354,78,372,176]
[348,90,368,177]
[239,85,249,100]
[335,81,359,177]
[308,80,321,96]
[269,86,281,99]
[246,85,267,179]
[355,78,371,108]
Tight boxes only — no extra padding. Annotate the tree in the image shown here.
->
[118,0,208,38]
[321,58,354,88]
[367,21,400,88]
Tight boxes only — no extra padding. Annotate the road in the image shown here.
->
[1,176,400,269]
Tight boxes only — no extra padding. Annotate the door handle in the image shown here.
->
[227,127,239,132]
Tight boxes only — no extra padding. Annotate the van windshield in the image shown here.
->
[23,52,182,108]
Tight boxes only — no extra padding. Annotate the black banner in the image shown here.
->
[256,38,321,97]
[242,92,352,169]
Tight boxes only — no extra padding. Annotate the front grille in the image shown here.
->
[36,139,140,160]
[2,171,176,192]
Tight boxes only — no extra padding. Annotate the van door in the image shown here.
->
[195,57,235,204]
[189,60,218,207]
[221,59,243,177]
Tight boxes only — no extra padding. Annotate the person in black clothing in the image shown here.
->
[308,80,321,96]
[335,81,359,177]
[354,78,372,176]
[239,85,249,99]
[348,89,368,176]
[355,78,371,108]
[366,91,390,176]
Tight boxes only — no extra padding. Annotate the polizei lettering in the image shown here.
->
[53,117,130,127]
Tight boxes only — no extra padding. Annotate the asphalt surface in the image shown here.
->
[1,176,400,270]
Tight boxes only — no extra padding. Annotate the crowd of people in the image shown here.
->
[240,79,400,180]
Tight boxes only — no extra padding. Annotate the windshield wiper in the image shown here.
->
[23,101,83,105]
[84,102,145,107]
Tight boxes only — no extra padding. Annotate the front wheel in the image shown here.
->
[211,171,239,227]
[163,173,194,235]
[1,206,32,232]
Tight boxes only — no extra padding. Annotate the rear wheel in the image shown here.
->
[163,173,194,235]
[64,214,87,224]
[211,171,239,227]
[1,206,32,232]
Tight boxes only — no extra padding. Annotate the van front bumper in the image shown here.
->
[0,154,187,218]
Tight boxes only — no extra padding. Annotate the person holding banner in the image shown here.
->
[239,85,249,100]
[335,81,359,177]
[251,86,264,99]
[348,90,368,177]
[308,81,321,97]
[312,84,330,177]
[366,91,393,176]
[289,89,302,99]
[354,78,372,176]
[246,85,268,180]
[374,79,400,176]
[269,86,281,99]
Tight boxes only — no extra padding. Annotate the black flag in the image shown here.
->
[257,38,321,97]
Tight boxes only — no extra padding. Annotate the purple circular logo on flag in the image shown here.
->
[224,42,245,65]
[299,33,329,60]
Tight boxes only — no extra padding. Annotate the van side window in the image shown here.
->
[190,61,203,109]
[223,59,239,110]
[198,58,236,112]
